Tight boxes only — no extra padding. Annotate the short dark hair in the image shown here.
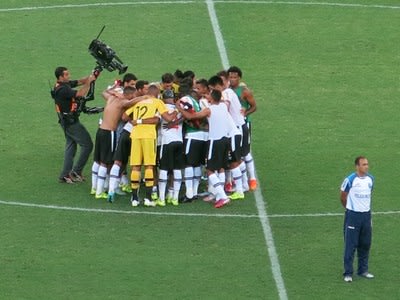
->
[355,156,367,166]
[217,70,228,79]
[174,69,184,81]
[135,80,149,90]
[55,66,67,79]
[195,78,208,88]
[161,73,174,83]
[210,89,222,103]
[227,66,242,78]
[182,70,195,80]
[122,73,137,84]
[178,77,193,98]
[123,86,136,95]
[208,75,223,87]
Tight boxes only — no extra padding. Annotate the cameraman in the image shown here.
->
[52,66,96,183]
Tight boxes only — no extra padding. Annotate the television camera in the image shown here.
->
[51,26,129,116]
[79,25,128,113]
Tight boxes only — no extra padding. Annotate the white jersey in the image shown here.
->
[208,103,236,140]
[160,103,183,145]
[199,97,209,109]
[340,172,374,212]
[222,88,245,127]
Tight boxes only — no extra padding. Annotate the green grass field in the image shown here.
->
[1,1,400,299]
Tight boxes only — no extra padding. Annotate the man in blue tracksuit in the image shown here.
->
[340,156,375,283]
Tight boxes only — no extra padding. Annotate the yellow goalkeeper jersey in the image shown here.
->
[125,97,168,139]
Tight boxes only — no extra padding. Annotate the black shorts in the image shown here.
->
[241,123,250,157]
[94,128,117,165]
[156,145,161,167]
[229,134,242,163]
[113,129,131,164]
[184,138,207,167]
[159,141,185,171]
[206,137,230,172]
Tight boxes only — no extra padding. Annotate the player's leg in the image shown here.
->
[357,212,372,276]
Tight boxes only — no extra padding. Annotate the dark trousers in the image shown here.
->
[343,210,372,276]
[59,121,93,178]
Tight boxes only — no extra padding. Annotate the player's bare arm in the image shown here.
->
[242,88,257,116]
[340,191,348,208]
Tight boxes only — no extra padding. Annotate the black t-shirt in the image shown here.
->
[53,80,79,114]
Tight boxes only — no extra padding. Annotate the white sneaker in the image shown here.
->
[144,198,156,207]
[359,272,374,279]
[344,276,352,283]
[131,199,140,207]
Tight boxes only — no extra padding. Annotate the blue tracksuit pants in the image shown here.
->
[343,209,372,276]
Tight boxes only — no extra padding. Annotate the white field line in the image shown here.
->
[0,1,195,12]
[1,1,400,13]
[214,0,400,9]
[206,1,288,299]
[206,0,230,69]
[1,199,399,218]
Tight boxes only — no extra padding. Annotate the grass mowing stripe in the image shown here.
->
[206,1,288,299]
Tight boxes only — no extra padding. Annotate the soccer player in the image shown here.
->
[104,75,140,203]
[156,93,184,207]
[209,74,246,200]
[160,72,179,100]
[124,84,177,207]
[227,66,258,191]
[178,78,208,203]
[340,156,375,283]
[90,86,138,199]
[177,89,235,208]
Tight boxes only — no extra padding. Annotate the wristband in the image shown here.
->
[137,119,142,124]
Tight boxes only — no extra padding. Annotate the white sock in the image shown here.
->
[173,169,182,200]
[167,187,174,200]
[121,173,129,185]
[158,169,168,201]
[225,169,232,185]
[104,174,110,191]
[193,166,202,197]
[108,164,120,194]
[184,167,194,199]
[240,161,249,191]
[96,165,107,195]
[218,171,226,186]
[91,162,100,190]
[231,166,243,194]
[245,153,256,180]
[209,173,227,200]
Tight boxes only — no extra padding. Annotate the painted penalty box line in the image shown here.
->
[0,199,347,218]
[1,200,398,218]
[1,1,400,13]
[214,0,400,10]
[0,1,197,12]
[0,200,259,219]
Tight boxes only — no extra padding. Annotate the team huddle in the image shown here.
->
[53,67,258,209]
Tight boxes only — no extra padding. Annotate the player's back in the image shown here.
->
[128,97,167,139]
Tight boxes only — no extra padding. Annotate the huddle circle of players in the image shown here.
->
[90,67,258,209]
